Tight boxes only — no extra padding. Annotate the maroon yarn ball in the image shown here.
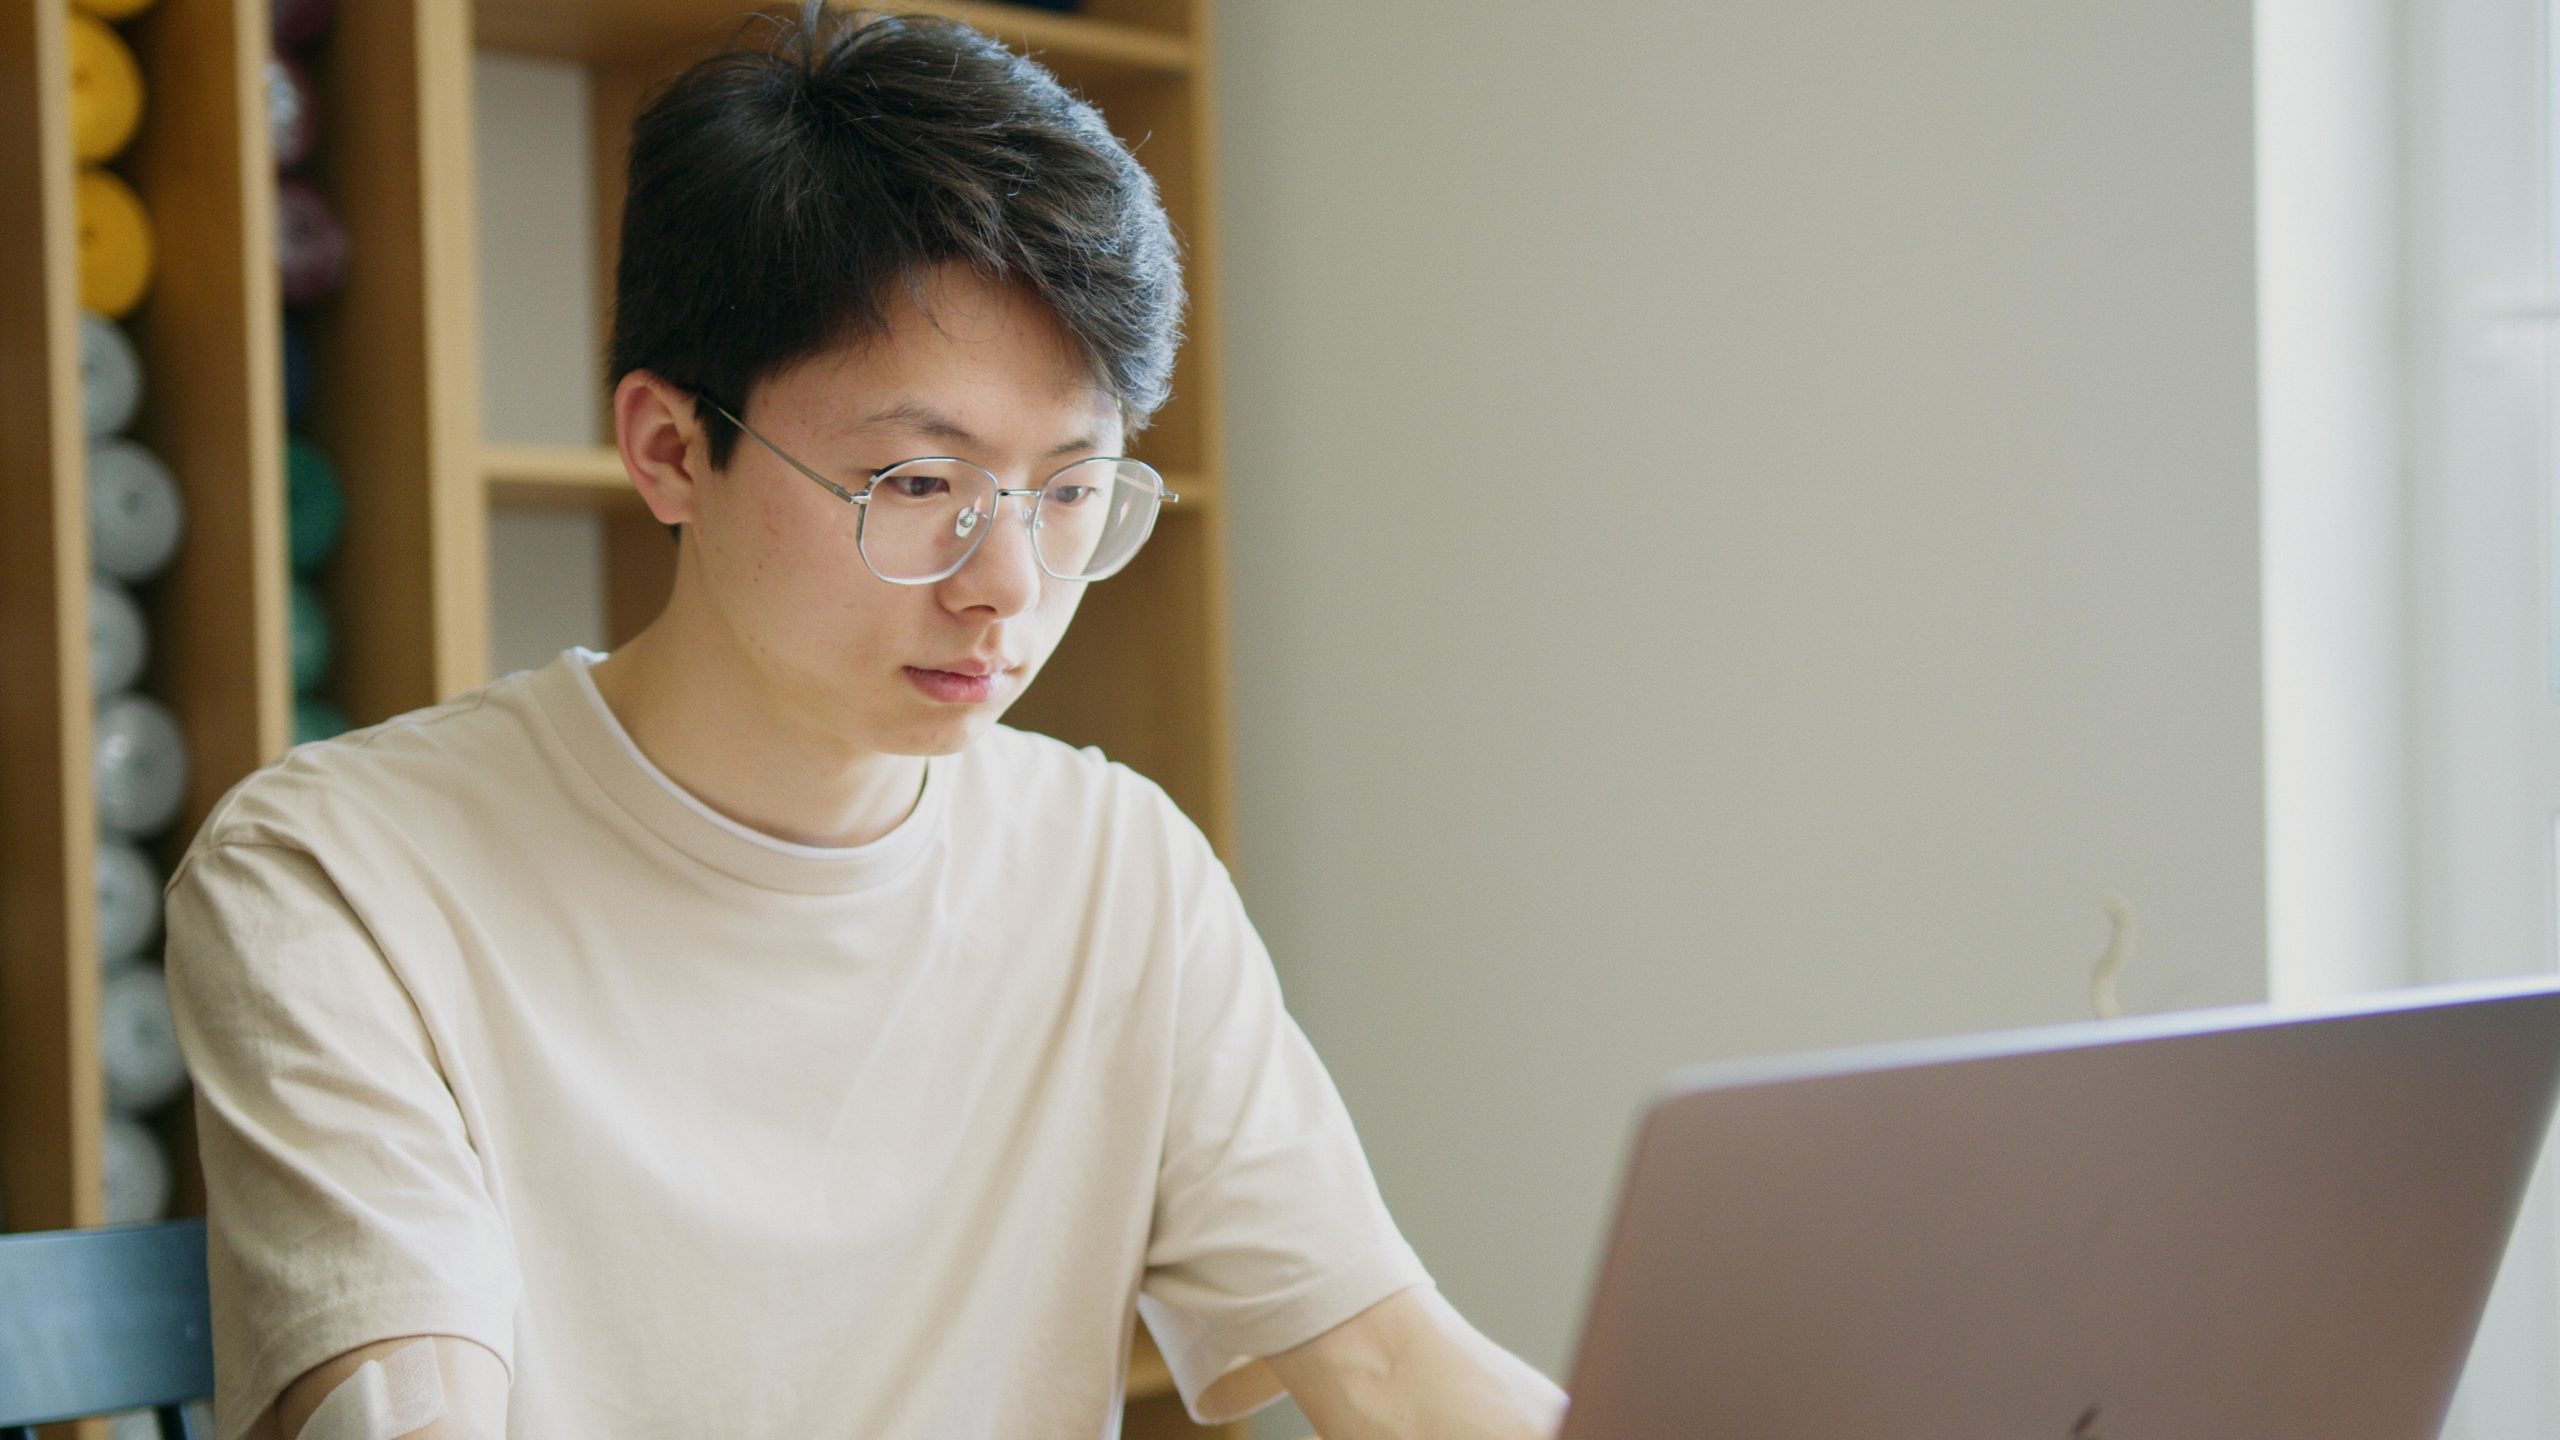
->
[271,0,335,52]
[277,177,348,307]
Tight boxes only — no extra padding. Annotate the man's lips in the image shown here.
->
[903,660,1017,704]
[913,657,1016,679]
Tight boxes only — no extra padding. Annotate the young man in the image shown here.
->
[164,10,1565,1439]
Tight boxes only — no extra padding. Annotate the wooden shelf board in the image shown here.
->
[854,1,1189,73]
[484,443,641,510]
[474,0,1191,82]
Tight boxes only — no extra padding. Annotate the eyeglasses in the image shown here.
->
[704,398,1176,585]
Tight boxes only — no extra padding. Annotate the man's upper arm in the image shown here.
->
[165,837,520,1437]
[1131,796,1435,1422]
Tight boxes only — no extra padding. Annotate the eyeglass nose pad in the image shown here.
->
[952,507,981,541]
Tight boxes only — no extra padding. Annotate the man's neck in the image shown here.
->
[587,610,927,851]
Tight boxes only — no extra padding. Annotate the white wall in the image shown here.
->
[1214,0,2266,1407]
[2398,0,2560,1429]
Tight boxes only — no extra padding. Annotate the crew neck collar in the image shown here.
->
[528,647,945,896]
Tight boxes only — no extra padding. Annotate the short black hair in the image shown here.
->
[607,4,1184,470]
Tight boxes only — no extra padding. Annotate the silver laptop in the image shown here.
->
[1557,975,2560,1439]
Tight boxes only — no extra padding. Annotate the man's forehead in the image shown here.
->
[769,268,1125,454]
[848,395,1120,462]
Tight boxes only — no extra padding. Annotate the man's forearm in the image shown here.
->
[1268,1285,1569,1440]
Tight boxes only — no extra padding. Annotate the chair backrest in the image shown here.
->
[0,1220,212,1439]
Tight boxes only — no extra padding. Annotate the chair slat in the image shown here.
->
[0,1221,213,1427]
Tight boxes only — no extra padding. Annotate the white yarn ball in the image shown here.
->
[101,962,188,1114]
[103,1111,171,1225]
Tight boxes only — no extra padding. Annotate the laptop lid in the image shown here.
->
[1556,976,2560,1440]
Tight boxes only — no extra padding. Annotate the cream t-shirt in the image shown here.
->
[163,648,1430,1440]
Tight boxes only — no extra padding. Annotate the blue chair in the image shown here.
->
[0,1220,212,1439]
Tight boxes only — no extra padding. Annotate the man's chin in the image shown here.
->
[891,702,1010,757]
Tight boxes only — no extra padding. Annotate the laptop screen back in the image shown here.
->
[1558,979,2560,1440]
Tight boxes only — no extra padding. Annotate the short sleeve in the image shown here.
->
[163,840,520,1440]
[1135,841,1434,1426]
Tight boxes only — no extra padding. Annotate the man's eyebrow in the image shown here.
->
[851,400,1104,460]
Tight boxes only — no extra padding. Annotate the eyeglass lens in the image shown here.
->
[861,458,1161,582]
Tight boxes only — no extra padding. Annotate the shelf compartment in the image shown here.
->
[125,0,296,805]
[5,0,285,1237]
[0,0,106,1235]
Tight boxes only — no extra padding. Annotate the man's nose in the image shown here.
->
[939,491,1045,615]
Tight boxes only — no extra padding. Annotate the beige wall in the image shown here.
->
[1211,0,2264,1408]
[478,3,2273,1429]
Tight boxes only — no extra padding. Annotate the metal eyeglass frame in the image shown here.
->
[703,397,1177,585]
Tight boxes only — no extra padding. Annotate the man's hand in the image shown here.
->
[1264,1286,1568,1440]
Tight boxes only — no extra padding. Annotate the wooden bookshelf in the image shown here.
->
[4,0,1238,1432]
[2,0,280,1240]
[0,0,101,1241]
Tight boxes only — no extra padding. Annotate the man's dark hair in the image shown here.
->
[607,4,1184,472]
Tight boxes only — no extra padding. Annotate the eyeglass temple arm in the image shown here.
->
[707,396,1176,505]
[705,397,867,504]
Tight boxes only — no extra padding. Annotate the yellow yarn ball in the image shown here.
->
[67,12,143,164]
[77,168,154,318]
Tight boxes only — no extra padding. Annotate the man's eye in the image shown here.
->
[886,473,948,500]
[1048,484,1095,507]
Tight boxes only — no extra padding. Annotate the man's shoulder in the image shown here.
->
[187,670,550,859]
[974,722,1118,789]
[973,723,1172,807]
[967,724,1203,850]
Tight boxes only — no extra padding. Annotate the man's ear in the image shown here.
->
[614,370,713,529]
